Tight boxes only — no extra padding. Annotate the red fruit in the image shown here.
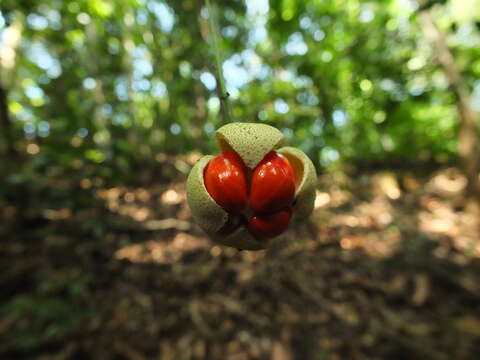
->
[204,151,248,213]
[249,151,296,214]
[248,208,292,239]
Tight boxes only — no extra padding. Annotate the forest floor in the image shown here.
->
[1,159,480,360]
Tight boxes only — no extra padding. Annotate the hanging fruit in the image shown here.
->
[186,122,317,250]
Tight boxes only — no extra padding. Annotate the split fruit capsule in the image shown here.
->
[186,123,317,250]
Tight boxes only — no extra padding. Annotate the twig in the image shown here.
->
[205,0,232,123]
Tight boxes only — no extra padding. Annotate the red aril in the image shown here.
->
[248,208,292,239]
[249,151,296,214]
[204,151,248,213]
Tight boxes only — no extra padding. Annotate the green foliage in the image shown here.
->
[0,0,479,176]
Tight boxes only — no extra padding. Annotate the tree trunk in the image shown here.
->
[420,11,479,203]
[0,11,22,159]
[0,85,16,157]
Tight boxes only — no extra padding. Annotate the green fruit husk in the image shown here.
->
[216,122,285,169]
[278,146,317,220]
[186,155,229,234]
[213,225,270,250]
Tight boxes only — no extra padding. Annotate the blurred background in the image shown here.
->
[1,0,480,359]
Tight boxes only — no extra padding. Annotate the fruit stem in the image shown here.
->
[205,0,232,124]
